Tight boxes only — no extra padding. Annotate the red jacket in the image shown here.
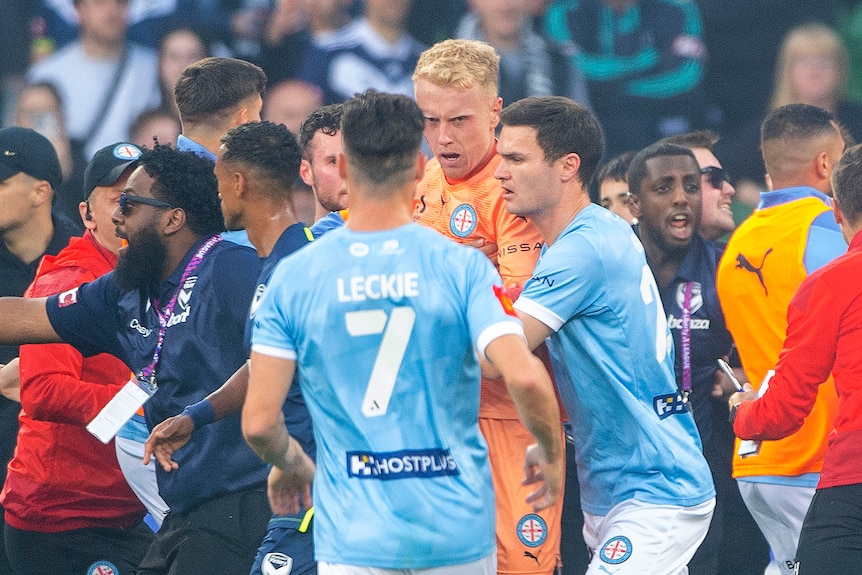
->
[734,230,862,490]
[0,232,146,531]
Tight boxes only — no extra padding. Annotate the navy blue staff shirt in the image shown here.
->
[45,236,264,514]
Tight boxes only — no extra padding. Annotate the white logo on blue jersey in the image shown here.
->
[347,448,458,480]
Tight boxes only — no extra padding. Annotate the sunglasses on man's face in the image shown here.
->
[118,192,174,216]
[700,166,731,189]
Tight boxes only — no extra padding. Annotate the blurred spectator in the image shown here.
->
[0,0,35,123]
[695,0,837,133]
[717,22,861,195]
[455,0,590,108]
[405,0,466,46]
[27,0,246,56]
[157,26,209,117]
[771,23,862,140]
[545,0,712,159]
[298,0,425,104]
[12,82,86,231]
[27,0,161,160]
[262,79,323,226]
[128,108,182,148]
[597,151,637,224]
[260,0,353,84]
[263,79,323,133]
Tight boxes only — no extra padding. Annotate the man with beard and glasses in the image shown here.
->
[627,142,766,575]
[0,145,269,575]
[143,121,317,575]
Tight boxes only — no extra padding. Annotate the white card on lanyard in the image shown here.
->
[87,378,153,444]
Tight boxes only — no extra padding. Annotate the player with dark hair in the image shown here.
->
[495,96,715,574]
[243,90,563,574]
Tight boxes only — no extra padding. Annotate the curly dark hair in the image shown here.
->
[138,144,225,236]
[220,121,302,194]
[299,103,343,158]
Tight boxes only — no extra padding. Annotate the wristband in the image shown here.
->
[182,399,216,429]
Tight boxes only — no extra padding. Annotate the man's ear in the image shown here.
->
[31,180,52,208]
[559,153,582,183]
[299,158,314,187]
[628,191,642,219]
[79,201,96,231]
[161,206,187,237]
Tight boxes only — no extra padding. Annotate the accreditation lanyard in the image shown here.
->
[138,234,223,389]
[87,234,223,444]
[680,280,693,404]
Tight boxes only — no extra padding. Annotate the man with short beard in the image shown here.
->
[0,145,268,575]
[627,142,760,574]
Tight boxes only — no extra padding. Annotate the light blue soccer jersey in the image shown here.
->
[514,204,715,516]
[252,223,523,569]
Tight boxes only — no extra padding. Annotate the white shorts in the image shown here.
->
[318,552,495,575]
[115,436,170,527]
[737,481,815,574]
[582,498,715,575]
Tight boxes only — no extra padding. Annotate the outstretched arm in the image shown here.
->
[0,297,61,345]
[484,333,563,511]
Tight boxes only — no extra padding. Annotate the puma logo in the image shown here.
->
[736,248,773,295]
[524,551,539,565]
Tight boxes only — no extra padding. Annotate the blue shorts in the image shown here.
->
[249,509,316,575]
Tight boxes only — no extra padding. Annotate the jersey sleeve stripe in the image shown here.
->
[476,320,525,361]
[513,298,565,332]
[250,344,298,360]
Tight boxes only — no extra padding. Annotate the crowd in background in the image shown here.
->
[1,0,862,227]
[0,1,861,575]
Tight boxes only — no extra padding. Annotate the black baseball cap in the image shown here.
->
[83,142,143,200]
[0,126,63,190]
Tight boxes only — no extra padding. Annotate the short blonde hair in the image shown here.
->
[413,39,500,96]
[770,23,849,110]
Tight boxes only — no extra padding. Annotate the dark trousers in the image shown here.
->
[796,483,862,575]
[4,521,153,575]
[560,426,590,575]
[137,488,270,575]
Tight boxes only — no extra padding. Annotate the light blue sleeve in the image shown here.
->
[462,249,524,358]
[803,211,847,273]
[517,235,602,331]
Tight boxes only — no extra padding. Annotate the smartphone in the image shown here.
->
[717,358,744,392]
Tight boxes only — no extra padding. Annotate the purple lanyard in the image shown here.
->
[680,281,693,399]
[139,235,223,385]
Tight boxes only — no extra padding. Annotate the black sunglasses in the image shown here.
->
[119,192,174,216]
[700,166,730,189]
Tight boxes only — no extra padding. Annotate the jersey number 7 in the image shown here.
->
[345,307,417,417]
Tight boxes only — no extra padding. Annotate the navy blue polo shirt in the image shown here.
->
[45,236,265,514]
[657,233,733,446]
[246,223,316,461]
